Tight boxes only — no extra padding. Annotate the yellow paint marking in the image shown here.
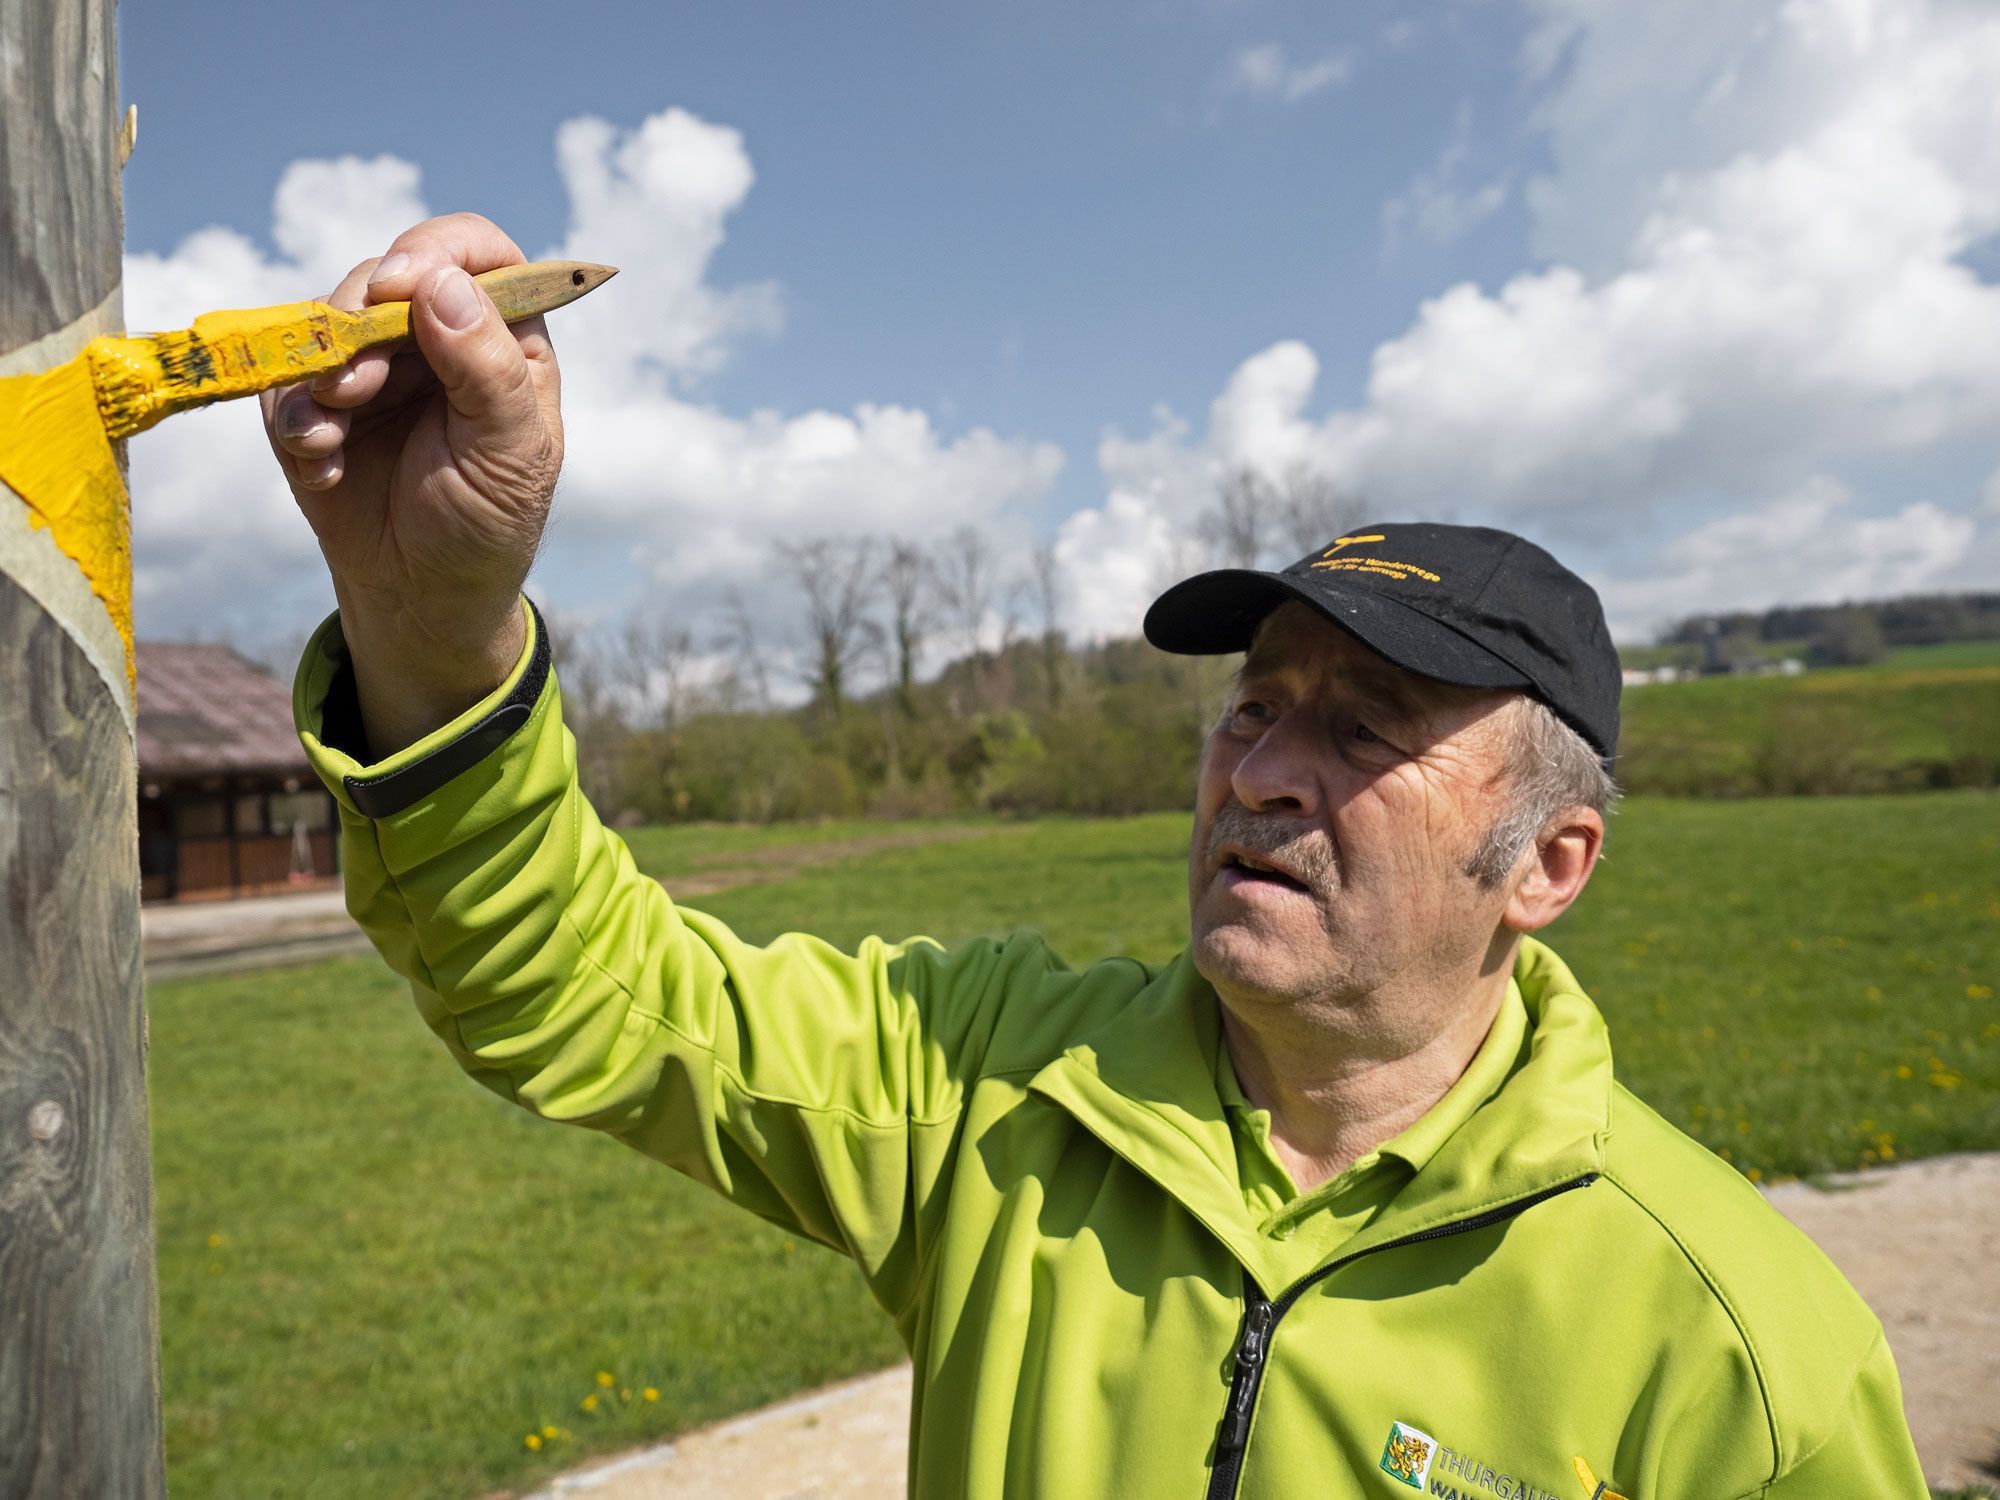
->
[0,358,132,678]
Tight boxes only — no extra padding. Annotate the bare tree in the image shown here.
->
[610,606,695,733]
[1027,541,1066,707]
[935,524,999,691]
[1198,468,1277,568]
[715,586,771,713]
[1273,463,1370,557]
[539,608,621,805]
[880,541,935,718]
[778,537,879,724]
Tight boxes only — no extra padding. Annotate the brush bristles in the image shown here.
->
[88,332,217,439]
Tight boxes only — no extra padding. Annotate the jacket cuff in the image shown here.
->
[293,597,551,819]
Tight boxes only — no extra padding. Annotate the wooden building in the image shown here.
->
[135,643,339,902]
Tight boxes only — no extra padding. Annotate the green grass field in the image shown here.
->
[1618,653,2000,795]
[149,793,2000,1497]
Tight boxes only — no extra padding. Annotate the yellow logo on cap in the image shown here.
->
[1323,534,1385,554]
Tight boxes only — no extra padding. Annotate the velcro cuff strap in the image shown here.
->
[294,598,551,820]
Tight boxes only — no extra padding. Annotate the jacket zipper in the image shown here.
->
[1203,1172,1598,1500]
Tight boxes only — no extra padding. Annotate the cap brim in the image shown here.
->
[1142,569,1532,691]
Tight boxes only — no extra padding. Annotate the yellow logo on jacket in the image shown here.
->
[1572,1456,1632,1500]
[1379,1421,1436,1489]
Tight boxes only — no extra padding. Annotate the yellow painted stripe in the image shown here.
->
[0,356,133,682]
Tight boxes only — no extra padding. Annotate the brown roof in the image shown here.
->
[136,643,309,776]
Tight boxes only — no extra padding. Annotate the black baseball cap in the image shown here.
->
[1142,522,1621,766]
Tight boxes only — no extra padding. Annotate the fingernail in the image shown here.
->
[311,364,356,398]
[367,252,411,286]
[430,267,482,331]
[279,394,326,441]
[299,455,339,488]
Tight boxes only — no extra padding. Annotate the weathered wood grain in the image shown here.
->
[0,0,165,1495]
[0,579,160,1499]
[0,0,123,340]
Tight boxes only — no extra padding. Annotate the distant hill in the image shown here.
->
[1620,590,2000,672]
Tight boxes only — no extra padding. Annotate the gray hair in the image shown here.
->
[1464,697,1619,888]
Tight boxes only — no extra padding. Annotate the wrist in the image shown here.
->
[332,587,529,758]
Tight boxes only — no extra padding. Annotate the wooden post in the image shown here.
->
[0,1,166,1495]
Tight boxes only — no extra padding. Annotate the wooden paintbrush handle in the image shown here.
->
[340,261,616,353]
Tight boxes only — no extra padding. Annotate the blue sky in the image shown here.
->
[119,0,1999,656]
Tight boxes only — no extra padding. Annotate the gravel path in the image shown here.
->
[535,1152,2000,1498]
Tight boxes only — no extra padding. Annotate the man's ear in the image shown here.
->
[1501,807,1605,933]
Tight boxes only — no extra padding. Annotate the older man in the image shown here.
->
[269,217,1928,1499]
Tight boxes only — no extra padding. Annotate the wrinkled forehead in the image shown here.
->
[1241,602,1505,727]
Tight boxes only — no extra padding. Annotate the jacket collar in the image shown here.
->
[1026,937,1612,1281]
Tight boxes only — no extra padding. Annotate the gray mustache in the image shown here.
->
[1204,804,1335,892]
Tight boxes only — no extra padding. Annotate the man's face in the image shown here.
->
[1188,603,1521,1012]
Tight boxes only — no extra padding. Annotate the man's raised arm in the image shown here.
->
[266,217,1053,1322]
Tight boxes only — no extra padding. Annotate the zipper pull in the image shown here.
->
[1218,1297,1276,1451]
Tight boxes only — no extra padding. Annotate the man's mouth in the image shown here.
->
[1219,851,1311,895]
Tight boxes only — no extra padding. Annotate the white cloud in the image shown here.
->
[1067,0,2000,641]
[1593,477,1976,639]
[1333,0,2000,518]
[124,110,1062,654]
[1383,103,1510,249]
[1223,43,1353,104]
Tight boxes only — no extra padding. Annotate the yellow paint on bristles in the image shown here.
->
[0,260,615,684]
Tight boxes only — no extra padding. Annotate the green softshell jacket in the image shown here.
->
[294,603,1929,1500]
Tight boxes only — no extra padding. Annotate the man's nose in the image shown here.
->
[1228,711,1321,817]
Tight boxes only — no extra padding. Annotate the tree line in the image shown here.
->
[1659,591,2000,668]
[552,468,1369,823]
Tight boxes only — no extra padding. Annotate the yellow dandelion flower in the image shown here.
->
[643,1388,660,1402]
[596,1370,615,1388]
[1895,1064,1913,1079]
[524,1434,542,1451]
[206,1233,224,1249]
[621,1388,632,1402]
[1747,1168,1762,1183]
[1968,983,1993,1000]
[542,1425,559,1441]
[581,1394,599,1413]
[1735,1119,1750,1135]
[1864,986,1882,1003]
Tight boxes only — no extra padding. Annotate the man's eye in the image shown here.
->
[1351,722,1383,744]
[1233,700,1272,726]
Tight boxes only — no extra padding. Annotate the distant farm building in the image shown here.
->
[136,643,338,902]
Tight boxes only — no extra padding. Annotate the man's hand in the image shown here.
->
[261,213,563,757]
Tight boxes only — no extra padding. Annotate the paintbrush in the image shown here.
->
[88,259,617,438]
[0,259,615,671]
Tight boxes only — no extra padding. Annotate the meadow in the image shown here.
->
[148,793,1999,1497]
[1617,642,2000,796]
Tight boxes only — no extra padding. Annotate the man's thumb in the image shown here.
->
[411,264,540,442]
